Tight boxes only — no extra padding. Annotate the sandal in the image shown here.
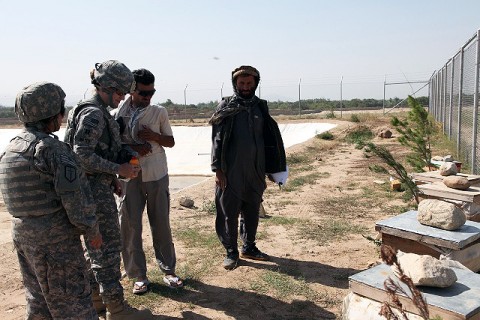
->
[163,274,183,288]
[132,279,150,294]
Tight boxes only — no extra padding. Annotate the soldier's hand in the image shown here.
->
[118,163,139,179]
[89,233,103,249]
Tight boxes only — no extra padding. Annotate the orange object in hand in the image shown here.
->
[129,156,139,166]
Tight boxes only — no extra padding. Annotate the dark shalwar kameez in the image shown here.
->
[214,104,267,253]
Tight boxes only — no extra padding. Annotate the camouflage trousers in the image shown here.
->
[14,235,97,320]
[84,176,124,304]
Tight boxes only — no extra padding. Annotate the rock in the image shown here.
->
[179,196,194,208]
[378,129,392,138]
[443,154,454,162]
[394,252,457,287]
[443,176,471,190]
[432,155,444,161]
[417,199,466,230]
[439,162,458,176]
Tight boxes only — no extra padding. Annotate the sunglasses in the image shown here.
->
[136,89,156,97]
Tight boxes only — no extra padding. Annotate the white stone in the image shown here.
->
[394,252,457,287]
[417,199,466,230]
[443,176,471,190]
[342,292,424,320]
[439,162,458,176]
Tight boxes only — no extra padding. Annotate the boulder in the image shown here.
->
[378,129,392,138]
[394,252,457,287]
[443,176,471,190]
[179,196,194,208]
[417,199,466,230]
[439,162,458,176]
[443,154,454,162]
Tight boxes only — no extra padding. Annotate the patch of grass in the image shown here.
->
[298,219,367,245]
[314,196,367,218]
[350,114,360,123]
[292,164,315,173]
[369,164,389,174]
[316,131,334,140]
[286,153,309,165]
[283,173,324,191]
[325,111,336,119]
[200,199,216,215]
[344,125,374,145]
[175,227,221,252]
[263,216,299,226]
[250,269,318,301]
[277,199,295,206]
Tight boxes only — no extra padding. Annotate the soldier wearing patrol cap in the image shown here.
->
[65,61,152,319]
[0,82,103,319]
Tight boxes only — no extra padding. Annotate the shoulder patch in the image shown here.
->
[64,165,77,183]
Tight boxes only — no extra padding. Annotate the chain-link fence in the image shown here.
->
[429,29,480,174]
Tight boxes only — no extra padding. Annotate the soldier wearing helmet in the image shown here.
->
[209,65,286,270]
[0,82,102,319]
[64,61,152,319]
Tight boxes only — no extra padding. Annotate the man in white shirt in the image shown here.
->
[112,68,182,294]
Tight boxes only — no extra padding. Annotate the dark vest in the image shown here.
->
[0,130,63,217]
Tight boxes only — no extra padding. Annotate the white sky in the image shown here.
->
[0,0,479,106]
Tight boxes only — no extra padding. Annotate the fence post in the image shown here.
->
[449,60,455,138]
[471,30,480,174]
[442,66,447,133]
[457,47,464,160]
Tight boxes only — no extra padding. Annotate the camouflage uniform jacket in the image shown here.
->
[65,93,122,178]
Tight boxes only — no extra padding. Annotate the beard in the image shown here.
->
[236,88,256,99]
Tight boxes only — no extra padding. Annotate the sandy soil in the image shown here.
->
[0,114,412,320]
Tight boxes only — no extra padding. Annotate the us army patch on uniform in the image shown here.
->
[64,165,77,182]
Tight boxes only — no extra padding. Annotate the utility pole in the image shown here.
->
[184,84,188,122]
[340,76,343,118]
[298,78,301,117]
[220,82,224,100]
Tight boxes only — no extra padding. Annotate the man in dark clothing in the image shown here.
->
[210,65,286,270]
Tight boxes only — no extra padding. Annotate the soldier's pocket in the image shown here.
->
[46,252,90,298]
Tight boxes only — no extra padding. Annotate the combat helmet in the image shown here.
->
[15,82,66,123]
[92,60,135,94]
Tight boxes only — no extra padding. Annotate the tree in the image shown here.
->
[390,96,436,172]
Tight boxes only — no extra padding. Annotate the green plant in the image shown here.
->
[316,131,334,140]
[325,110,336,118]
[345,126,374,145]
[363,142,420,203]
[350,114,360,122]
[200,200,216,215]
[391,96,436,172]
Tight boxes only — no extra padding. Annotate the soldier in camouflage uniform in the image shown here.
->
[0,82,103,319]
[64,60,152,320]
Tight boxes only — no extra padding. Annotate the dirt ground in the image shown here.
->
[0,112,414,320]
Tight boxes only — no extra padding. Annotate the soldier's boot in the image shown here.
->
[91,288,106,314]
[106,300,153,320]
